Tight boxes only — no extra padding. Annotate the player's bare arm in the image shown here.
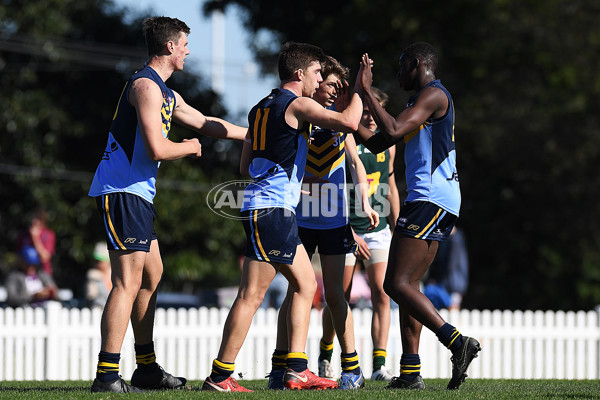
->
[239,130,252,176]
[345,133,379,230]
[288,94,362,133]
[130,78,202,160]
[172,91,247,141]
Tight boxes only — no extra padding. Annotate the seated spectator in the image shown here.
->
[86,242,112,308]
[5,246,57,307]
[16,208,56,277]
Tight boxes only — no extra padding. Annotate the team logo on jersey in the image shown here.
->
[446,172,459,181]
[102,141,119,160]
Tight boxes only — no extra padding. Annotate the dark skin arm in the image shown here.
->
[356,53,449,153]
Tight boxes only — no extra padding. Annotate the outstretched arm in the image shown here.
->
[172,91,247,141]
[360,53,448,143]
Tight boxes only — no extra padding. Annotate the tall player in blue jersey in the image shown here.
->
[202,42,364,392]
[88,17,246,393]
[354,43,480,390]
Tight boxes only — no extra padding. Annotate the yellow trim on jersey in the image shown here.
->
[310,136,337,153]
[112,83,128,121]
[104,195,126,250]
[305,152,345,178]
[415,208,443,239]
[306,142,345,167]
[252,109,261,150]
[404,122,429,143]
[260,108,269,150]
[252,210,270,262]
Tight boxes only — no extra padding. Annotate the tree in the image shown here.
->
[0,0,246,298]
[204,0,600,310]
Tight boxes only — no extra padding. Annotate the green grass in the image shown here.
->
[0,379,599,399]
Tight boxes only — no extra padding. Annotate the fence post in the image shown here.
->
[45,301,61,380]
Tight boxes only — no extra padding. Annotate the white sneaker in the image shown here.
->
[371,366,394,381]
[318,359,334,378]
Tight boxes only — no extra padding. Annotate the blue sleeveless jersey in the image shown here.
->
[242,88,312,213]
[296,124,348,229]
[403,79,460,216]
[88,66,175,203]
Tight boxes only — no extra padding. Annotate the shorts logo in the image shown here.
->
[269,250,281,256]
[283,253,293,258]
[407,224,420,231]
[139,239,148,244]
[124,238,137,244]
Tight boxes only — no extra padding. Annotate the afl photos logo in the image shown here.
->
[206,180,273,220]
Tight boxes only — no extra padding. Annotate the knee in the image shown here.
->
[237,288,267,310]
[324,287,346,310]
[371,286,390,306]
[383,278,406,299]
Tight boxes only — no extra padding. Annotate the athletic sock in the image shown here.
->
[318,339,334,362]
[373,348,387,372]
[134,341,158,372]
[286,352,308,372]
[209,359,234,383]
[96,351,120,383]
[271,349,287,371]
[399,353,421,381]
[341,351,361,375]
[436,322,464,353]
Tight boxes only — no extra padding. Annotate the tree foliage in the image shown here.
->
[0,0,245,297]
[205,0,600,310]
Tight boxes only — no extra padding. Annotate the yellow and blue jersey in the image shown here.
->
[296,124,348,229]
[89,66,175,204]
[242,88,312,213]
[404,80,460,216]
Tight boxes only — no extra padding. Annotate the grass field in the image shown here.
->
[0,379,599,399]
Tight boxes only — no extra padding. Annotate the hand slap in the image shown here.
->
[360,53,373,91]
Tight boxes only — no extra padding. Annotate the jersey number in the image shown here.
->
[252,108,270,150]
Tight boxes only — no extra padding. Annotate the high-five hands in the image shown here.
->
[360,53,374,92]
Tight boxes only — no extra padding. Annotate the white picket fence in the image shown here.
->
[0,301,598,381]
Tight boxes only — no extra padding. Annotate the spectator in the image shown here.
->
[425,226,469,310]
[16,208,56,277]
[86,242,112,308]
[5,246,57,307]
[260,272,288,309]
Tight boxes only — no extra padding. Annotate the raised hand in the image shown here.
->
[360,53,374,92]
[333,78,351,112]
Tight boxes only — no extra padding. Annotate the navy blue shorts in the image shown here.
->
[298,224,358,255]
[395,201,457,242]
[242,208,301,265]
[95,193,157,252]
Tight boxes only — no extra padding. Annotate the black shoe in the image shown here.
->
[386,375,425,390]
[91,376,143,393]
[130,364,187,389]
[447,336,481,390]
